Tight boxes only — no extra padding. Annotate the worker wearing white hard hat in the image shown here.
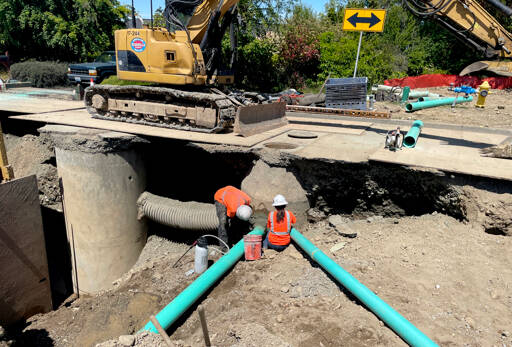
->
[263,194,296,251]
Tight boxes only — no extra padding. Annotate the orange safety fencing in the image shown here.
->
[384,74,512,89]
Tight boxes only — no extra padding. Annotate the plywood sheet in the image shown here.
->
[294,132,384,163]
[0,175,52,324]
[369,134,512,181]
[0,93,83,114]
[10,109,291,147]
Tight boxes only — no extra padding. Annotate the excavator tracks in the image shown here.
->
[85,85,237,133]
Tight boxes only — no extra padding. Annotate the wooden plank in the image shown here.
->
[286,104,390,118]
[9,109,291,147]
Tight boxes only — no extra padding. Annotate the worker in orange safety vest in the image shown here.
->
[214,186,253,248]
[263,194,296,251]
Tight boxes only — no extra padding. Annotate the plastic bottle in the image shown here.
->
[194,237,208,275]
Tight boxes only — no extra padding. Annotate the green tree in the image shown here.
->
[153,6,166,28]
[280,4,322,88]
[0,0,129,62]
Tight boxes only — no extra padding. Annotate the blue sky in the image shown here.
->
[121,0,330,18]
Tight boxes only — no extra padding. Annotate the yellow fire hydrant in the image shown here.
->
[476,81,491,108]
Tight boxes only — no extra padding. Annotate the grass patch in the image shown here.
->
[101,75,154,86]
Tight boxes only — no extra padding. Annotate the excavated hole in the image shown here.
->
[3,118,512,315]
[485,227,507,236]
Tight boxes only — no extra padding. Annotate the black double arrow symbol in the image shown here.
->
[347,12,381,28]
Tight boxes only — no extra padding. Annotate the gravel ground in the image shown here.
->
[11,214,511,347]
[380,87,512,129]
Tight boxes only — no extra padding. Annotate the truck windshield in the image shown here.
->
[95,52,116,63]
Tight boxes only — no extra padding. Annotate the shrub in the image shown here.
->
[235,37,285,92]
[101,75,153,86]
[10,61,68,88]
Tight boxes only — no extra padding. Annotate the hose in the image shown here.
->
[138,192,219,232]
[201,234,230,252]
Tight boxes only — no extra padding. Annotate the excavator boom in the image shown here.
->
[404,0,512,75]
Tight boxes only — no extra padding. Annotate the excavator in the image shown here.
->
[403,0,512,76]
[85,0,287,136]
[85,0,512,136]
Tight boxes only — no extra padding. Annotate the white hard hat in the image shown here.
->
[236,205,253,221]
[272,194,288,207]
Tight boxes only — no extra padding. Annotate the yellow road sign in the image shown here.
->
[343,9,386,32]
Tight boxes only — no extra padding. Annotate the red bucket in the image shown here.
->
[243,235,262,261]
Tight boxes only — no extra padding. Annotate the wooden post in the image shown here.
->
[198,306,212,347]
[149,315,174,347]
[0,121,14,182]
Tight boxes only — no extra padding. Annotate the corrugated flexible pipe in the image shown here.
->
[137,192,219,231]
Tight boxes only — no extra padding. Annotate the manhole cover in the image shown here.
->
[263,142,299,150]
[288,131,318,139]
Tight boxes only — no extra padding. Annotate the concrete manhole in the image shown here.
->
[263,142,299,150]
[287,130,318,139]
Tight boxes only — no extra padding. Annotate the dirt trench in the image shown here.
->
[1,119,512,346]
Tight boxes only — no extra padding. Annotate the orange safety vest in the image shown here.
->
[214,186,251,218]
[267,210,296,246]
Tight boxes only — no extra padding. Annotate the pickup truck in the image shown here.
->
[67,51,116,85]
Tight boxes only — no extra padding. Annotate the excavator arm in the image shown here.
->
[185,0,240,44]
[403,0,512,75]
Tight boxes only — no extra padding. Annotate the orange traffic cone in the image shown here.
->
[90,78,94,87]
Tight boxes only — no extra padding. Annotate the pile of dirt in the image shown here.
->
[14,214,511,346]
[3,133,61,210]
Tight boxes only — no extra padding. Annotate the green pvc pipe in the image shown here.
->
[407,90,429,99]
[401,86,410,103]
[290,229,438,347]
[403,120,424,148]
[418,96,442,102]
[141,226,265,334]
[406,96,473,112]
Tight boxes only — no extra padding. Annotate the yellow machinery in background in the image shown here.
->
[85,0,286,136]
[403,0,512,76]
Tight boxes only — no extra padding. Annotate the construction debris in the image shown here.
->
[286,104,390,118]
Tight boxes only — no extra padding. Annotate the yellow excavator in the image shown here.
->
[85,0,512,136]
[403,0,512,76]
[85,0,287,136]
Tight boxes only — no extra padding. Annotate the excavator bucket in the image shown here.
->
[460,61,512,77]
[459,61,490,76]
[234,102,288,137]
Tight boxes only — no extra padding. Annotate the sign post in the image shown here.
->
[353,32,363,78]
[343,8,387,77]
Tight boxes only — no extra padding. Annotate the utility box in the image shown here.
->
[325,77,368,110]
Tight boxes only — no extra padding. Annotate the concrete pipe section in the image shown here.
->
[40,125,148,295]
